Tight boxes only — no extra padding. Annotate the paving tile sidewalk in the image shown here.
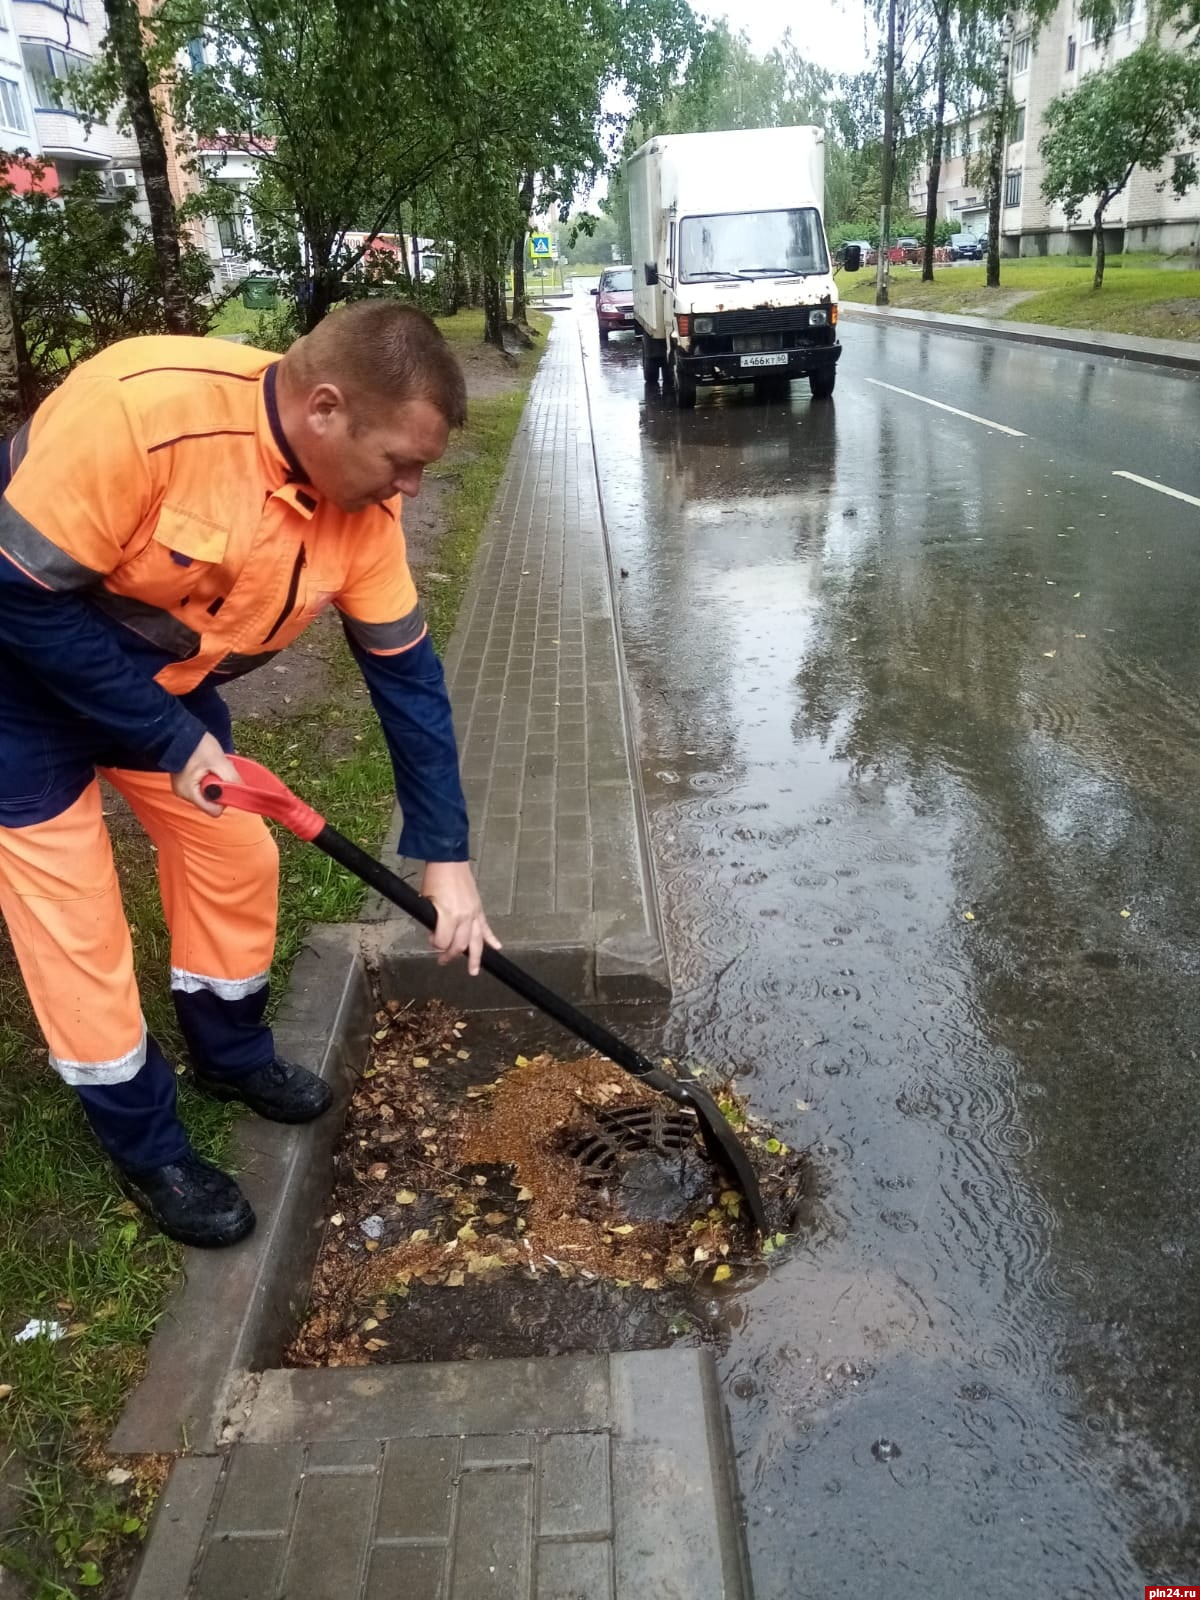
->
[842,299,1200,372]
[376,313,667,1000]
[129,1350,752,1599]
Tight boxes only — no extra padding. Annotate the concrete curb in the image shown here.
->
[842,300,1200,373]
[109,926,370,1456]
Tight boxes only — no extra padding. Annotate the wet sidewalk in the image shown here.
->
[128,1351,750,1599]
[376,312,667,1001]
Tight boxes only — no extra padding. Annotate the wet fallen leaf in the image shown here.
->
[466,1253,504,1275]
[364,1239,379,1252]
[963,910,975,922]
[419,1127,436,1139]
[330,1214,345,1228]
[516,1187,534,1202]
[693,1246,711,1262]
[1042,651,1057,659]
[1073,591,1081,598]
[373,1029,389,1042]
[362,1318,379,1332]
[446,1271,465,1287]
[364,1338,387,1351]
[1120,908,1131,919]
[412,1056,429,1068]
[457,1223,478,1242]
[395,1190,417,1205]
[611,1224,635,1235]
[473,1175,488,1187]
[409,1228,431,1243]
[515,1054,531,1068]
[367,1163,388,1182]
[641,1277,663,1290]
[484,1212,508,1226]
[457,1050,470,1061]
[1074,633,1087,639]
[765,1138,782,1155]
[713,1265,733,1283]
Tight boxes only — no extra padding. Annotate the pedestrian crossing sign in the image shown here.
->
[529,233,552,259]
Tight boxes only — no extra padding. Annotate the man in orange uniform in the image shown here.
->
[0,301,497,1247]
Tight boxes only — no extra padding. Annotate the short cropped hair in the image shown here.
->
[286,300,467,429]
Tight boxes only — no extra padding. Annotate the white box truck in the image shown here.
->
[626,125,842,408]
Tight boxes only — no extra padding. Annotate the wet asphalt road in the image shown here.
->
[571,284,1200,1597]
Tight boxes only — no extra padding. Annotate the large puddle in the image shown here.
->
[578,298,1200,1594]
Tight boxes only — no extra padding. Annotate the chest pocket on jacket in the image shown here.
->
[152,506,231,566]
[112,505,233,612]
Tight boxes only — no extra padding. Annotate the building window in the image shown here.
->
[1011,34,1031,73]
[217,213,246,252]
[1067,34,1076,69]
[0,77,25,133]
[1010,104,1026,142]
[186,37,205,73]
[946,128,956,158]
[1004,171,1022,207]
[20,42,85,113]
[1117,0,1134,23]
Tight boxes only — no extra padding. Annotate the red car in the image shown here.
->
[592,266,635,343]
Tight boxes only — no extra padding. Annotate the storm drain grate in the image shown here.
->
[570,1104,700,1183]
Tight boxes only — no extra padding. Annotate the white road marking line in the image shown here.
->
[1112,470,1200,510]
[865,377,1026,437]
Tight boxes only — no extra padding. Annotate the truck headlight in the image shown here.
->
[693,316,713,334]
[809,309,829,326]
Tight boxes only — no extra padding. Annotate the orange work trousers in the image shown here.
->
[0,768,278,1085]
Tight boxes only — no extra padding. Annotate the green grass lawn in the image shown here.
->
[0,307,548,1600]
[839,253,1200,340]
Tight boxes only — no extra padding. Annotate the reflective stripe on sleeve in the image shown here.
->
[339,603,427,656]
[0,500,104,591]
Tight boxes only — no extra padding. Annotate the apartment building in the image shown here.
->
[910,0,1200,255]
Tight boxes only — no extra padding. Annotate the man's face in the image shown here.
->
[298,389,450,513]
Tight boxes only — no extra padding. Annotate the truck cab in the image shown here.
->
[627,126,842,409]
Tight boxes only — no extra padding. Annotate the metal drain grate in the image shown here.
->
[570,1103,700,1182]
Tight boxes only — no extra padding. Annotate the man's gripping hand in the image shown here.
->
[422,860,501,977]
[173,731,239,818]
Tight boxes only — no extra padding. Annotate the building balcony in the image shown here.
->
[32,106,112,163]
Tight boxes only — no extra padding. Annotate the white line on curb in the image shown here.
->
[865,377,1027,438]
[1112,470,1200,510]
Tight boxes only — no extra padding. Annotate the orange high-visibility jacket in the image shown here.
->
[0,336,467,859]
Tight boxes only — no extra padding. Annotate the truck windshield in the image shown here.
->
[678,208,829,281]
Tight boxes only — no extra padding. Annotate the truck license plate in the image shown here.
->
[741,352,788,368]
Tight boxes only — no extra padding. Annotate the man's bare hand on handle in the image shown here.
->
[173,731,239,817]
[422,861,501,976]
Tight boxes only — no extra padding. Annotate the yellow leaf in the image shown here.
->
[515,1054,530,1067]
[641,1276,663,1290]
[362,1318,379,1332]
[457,1050,470,1060]
[484,1212,508,1226]
[713,1265,733,1283]
[330,1213,345,1228]
[1073,591,1081,598]
[364,1337,387,1351]
[693,1246,711,1262]
[473,1175,488,1187]
[412,1056,429,1068]
[1042,651,1057,659]
[419,1127,436,1139]
[373,1029,388,1041]
[516,1187,534,1202]
[409,1229,431,1243]
[1120,908,1131,918]
[1074,633,1087,639]
[395,1190,417,1205]
[963,910,975,921]
[446,1271,465,1287]
[457,1223,478,1242]
[364,1239,379,1252]
[611,1223,635,1235]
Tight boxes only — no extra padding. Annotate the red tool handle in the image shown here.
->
[200,755,327,841]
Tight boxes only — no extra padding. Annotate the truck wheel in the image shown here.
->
[809,369,836,401]
[640,335,659,385]
[673,353,696,409]
[599,328,610,345]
